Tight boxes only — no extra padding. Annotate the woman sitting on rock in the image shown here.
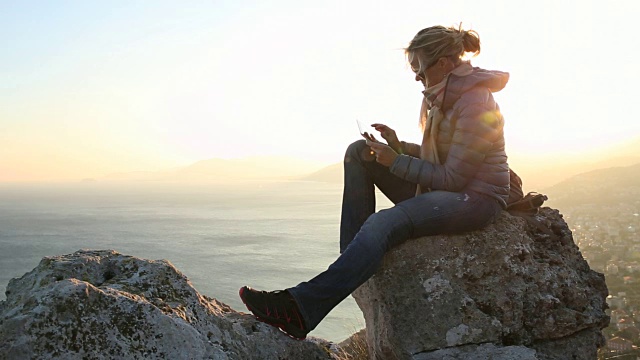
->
[240,24,511,340]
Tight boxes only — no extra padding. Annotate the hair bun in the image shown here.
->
[460,28,480,55]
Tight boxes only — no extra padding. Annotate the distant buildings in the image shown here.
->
[607,336,633,352]
[565,206,640,358]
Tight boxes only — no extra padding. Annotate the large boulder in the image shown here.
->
[0,250,338,360]
[353,208,609,360]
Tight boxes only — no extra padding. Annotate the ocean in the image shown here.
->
[0,180,393,342]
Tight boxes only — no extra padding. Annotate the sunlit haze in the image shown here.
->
[2,1,639,182]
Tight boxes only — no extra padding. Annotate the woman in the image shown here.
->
[239,25,511,340]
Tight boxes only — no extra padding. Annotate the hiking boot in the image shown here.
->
[239,286,309,340]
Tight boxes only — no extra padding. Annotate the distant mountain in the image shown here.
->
[513,155,640,191]
[520,136,640,189]
[543,162,640,209]
[103,171,166,181]
[99,137,640,188]
[300,155,640,190]
[300,162,343,183]
[101,156,323,183]
[175,157,319,180]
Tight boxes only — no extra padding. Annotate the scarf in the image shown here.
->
[417,62,474,195]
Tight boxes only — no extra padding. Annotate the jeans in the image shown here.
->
[287,140,503,331]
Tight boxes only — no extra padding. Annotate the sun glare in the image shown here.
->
[1,1,638,182]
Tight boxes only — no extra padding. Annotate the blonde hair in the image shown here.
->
[406,24,480,75]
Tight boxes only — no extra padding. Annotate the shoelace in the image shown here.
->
[263,292,305,329]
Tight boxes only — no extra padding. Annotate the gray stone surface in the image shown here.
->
[414,343,538,360]
[353,208,609,360]
[0,250,337,360]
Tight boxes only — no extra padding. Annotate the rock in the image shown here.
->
[0,250,338,360]
[414,343,538,360]
[353,208,609,360]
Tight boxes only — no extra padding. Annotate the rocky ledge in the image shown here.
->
[353,208,610,359]
[0,250,339,360]
[0,207,609,360]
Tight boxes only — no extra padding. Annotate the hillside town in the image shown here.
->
[560,204,640,359]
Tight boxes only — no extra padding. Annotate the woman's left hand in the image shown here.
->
[367,140,398,167]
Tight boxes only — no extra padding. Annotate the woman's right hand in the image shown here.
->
[371,123,401,152]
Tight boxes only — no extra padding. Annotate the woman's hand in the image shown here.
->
[371,123,402,152]
[367,140,398,167]
[360,131,381,144]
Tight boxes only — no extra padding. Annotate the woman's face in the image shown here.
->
[410,53,454,88]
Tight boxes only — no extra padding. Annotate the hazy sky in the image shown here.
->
[2,0,639,181]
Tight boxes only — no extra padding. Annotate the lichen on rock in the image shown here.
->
[0,250,338,359]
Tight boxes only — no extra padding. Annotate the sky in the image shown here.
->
[2,0,640,182]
